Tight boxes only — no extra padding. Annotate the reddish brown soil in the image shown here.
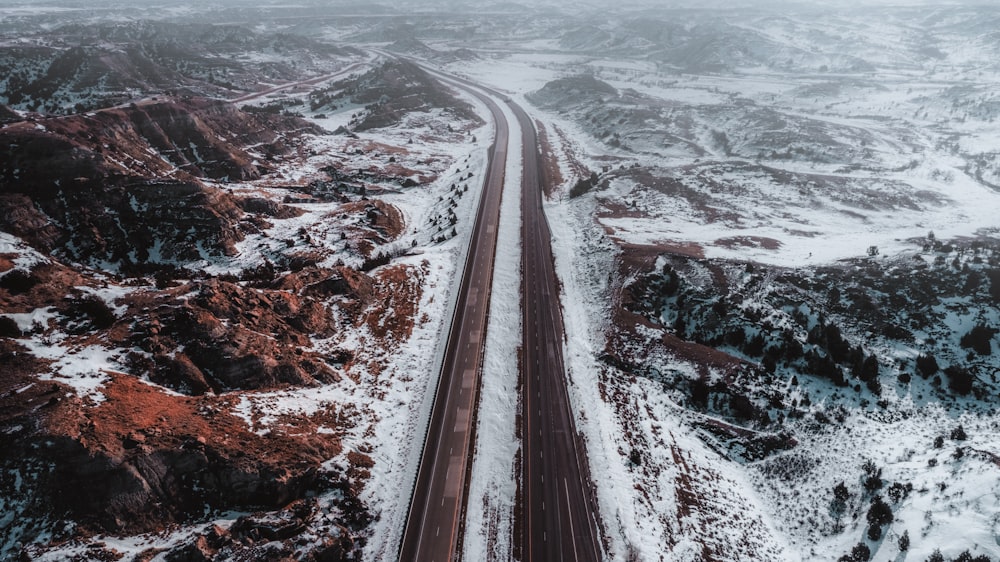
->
[360,263,423,343]
[1,355,346,534]
[553,124,590,180]
[0,254,17,273]
[618,241,705,269]
[535,120,564,198]
[606,241,745,380]
[0,261,89,314]
[336,199,406,250]
[714,236,782,251]
[596,199,648,221]
[48,372,340,463]
[353,140,412,156]
[669,440,721,562]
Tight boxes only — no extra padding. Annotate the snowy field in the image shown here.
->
[430,7,1000,559]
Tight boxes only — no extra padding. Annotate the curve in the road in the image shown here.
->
[397,60,604,562]
[398,76,510,562]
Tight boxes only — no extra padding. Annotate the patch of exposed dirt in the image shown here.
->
[536,120,564,198]
[359,262,424,344]
[596,198,648,221]
[618,241,705,269]
[714,235,782,250]
[553,124,591,180]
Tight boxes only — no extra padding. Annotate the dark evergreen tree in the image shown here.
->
[916,354,939,378]
[866,495,892,528]
[898,529,910,551]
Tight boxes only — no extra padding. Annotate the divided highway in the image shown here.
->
[399,63,603,561]
[398,80,509,562]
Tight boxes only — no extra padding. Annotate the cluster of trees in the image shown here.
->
[360,251,391,272]
[914,352,975,395]
[0,315,21,337]
[959,324,997,356]
[830,452,993,561]
[0,269,37,294]
[309,87,340,111]
[925,549,991,562]
[652,262,889,390]
[569,171,601,198]
[833,460,916,561]
[628,242,1000,432]
[653,255,996,400]
[427,183,466,244]
[801,322,882,392]
[64,296,117,332]
[243,98,304,116]
[674,292,886,394]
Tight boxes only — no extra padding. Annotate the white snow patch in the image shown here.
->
[20,339,122,403]
[3,307,57,333]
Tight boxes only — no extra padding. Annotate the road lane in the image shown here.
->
[398,78,510,562]
[510,101,603,562]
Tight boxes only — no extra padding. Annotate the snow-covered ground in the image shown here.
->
[222,86,501,561]
[10,4,1000,560]
[439,11,1000,557]
[2,52,502,559]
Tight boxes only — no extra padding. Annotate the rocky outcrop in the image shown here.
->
[527,74,618,111]
[0,97,321,184]
[123,278,339,395]
[0,256,372,558]
[309,59,482,130]
[157,498,363,562]
[0,97,322,267]
[0,104,20,123]
[0,176,247,263]
[0,369,359,541]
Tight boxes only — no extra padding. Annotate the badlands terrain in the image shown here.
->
[3,1,1000,561]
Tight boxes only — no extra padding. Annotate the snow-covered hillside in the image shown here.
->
[435,3,1000,560]
[6,2,1000,561]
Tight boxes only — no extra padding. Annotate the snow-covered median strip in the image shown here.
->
[462,95,523,561]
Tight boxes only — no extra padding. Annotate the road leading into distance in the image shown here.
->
[399,62,603,561]
[398,76,509,562]
[508,100,604,562]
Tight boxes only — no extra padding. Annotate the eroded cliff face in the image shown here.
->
[0,351,367,560]
[0,253,383,559]
[0,91,384,560]
[0,97,319,267]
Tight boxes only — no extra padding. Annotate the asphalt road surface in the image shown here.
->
[397,63,603,561]
[509,101,604,562]
[398,79,509,562]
